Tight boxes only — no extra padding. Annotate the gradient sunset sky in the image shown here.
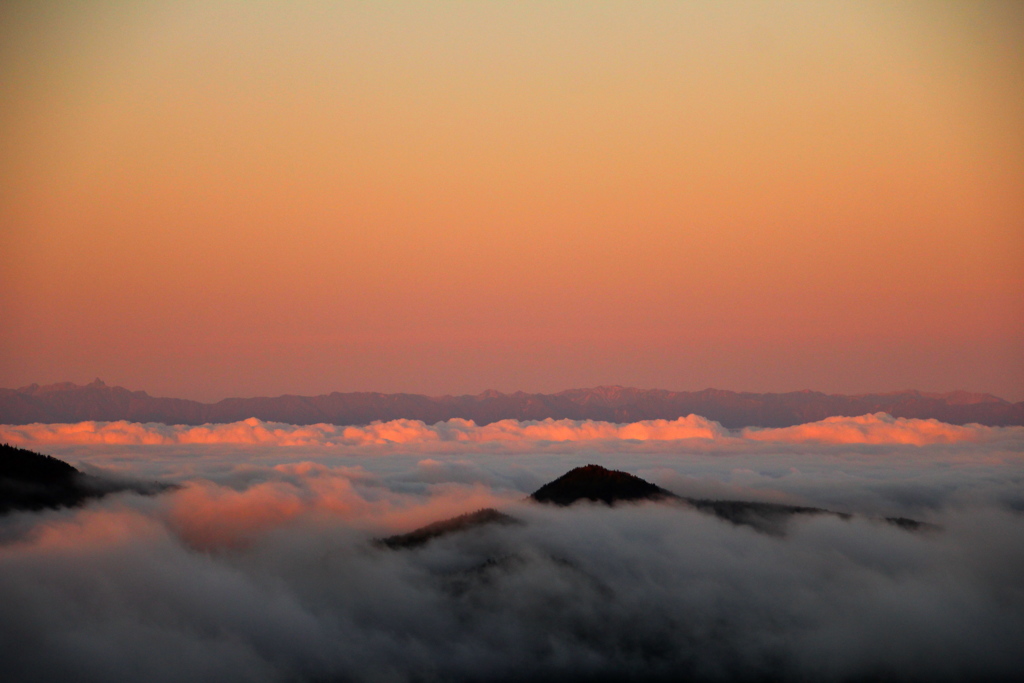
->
[1,1,1022,402]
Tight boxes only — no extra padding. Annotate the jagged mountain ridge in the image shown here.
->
[2,380,1022,428]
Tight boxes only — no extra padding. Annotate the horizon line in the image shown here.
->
[5,379,1016,405]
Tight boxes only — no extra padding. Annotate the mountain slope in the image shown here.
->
[0,442,169,514]
[376,508,521,549]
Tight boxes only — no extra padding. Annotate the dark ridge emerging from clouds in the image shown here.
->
[534,466,937,535]
[381,466,931,546]
[0,443,86,514]
[0,447,1021,682]
[3,380,1023,427]
[530,464,677,506]
[0,443,170,514]
[377,508,521,549]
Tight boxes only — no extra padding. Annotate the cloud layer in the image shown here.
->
[2,416,1023,682]
[3,412,1019,449]
[1,479,1022,682]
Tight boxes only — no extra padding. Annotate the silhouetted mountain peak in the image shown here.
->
[376,465,934,551]
[530,464,677,507]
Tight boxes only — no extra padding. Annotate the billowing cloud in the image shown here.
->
[2,416,1023,681]
[164,467,514,551]
[1,474,1022,682]
[2,413,1019,450]
[0,415,723,447]
[741,413,993,445]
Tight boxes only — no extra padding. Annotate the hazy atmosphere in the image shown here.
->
[2,3,1023,682]
[2,1,1022,400]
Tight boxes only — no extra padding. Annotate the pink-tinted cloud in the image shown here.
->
[1,420,1022,682]
[3,508,166,554]
[161,462,513,550]
[741,413,991,445]
[0,415,725,447]
[2,413,1018,449]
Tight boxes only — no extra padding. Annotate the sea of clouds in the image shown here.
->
[1,412,1006,447]
[2,414,1023,682]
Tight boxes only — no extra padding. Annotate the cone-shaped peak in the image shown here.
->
[530,464,677,506]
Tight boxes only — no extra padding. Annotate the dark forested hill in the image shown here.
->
[0,442,168,514]
[2,380,1022,428]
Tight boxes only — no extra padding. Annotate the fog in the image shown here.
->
[2,415,1023,681]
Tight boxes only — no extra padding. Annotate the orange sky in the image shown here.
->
[1,1,1022,402]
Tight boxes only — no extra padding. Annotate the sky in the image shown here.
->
[1,1,1022,402]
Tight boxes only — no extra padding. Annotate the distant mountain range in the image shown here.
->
[2,380,1022,428]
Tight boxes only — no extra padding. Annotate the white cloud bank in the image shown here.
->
[0,477,1022,683]
[2,412,1018,449]
[2,414,1023,682]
